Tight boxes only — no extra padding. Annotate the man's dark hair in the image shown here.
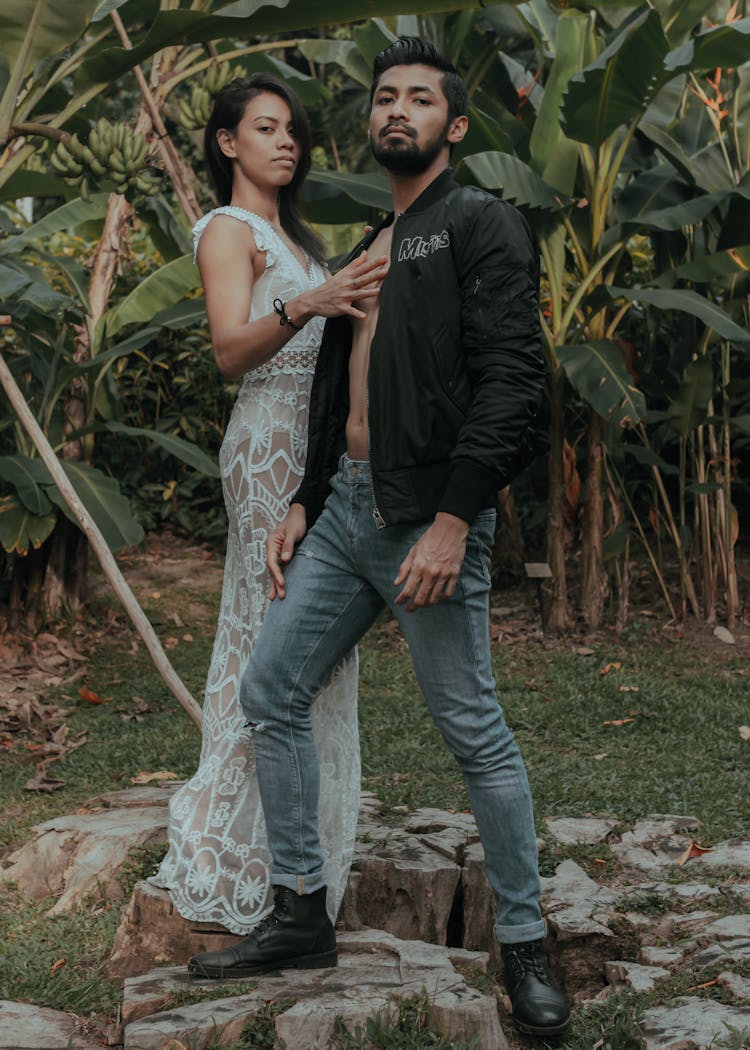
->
[370,37,468,122]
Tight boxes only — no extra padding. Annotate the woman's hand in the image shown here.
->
[290,251,388,324]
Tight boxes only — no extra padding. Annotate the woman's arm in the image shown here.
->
[197,216,387,381]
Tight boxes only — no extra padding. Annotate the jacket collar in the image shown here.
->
[357,167,458,255]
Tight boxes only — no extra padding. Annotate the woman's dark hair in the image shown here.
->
[370,37,468,123]
[204,73,325,266]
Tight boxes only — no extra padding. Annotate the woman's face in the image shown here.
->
[219,91,300,190]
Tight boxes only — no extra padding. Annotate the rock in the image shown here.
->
[637,996,750,1049]
[713,625,735,644]
[611,814,701,874]
[719,882,750,903]
[0,1000,101,1049]
[639,944,694,967]
[541,860,620,940]
[634,880,718,903]
[461,841,498,963]
[604,960,669,993]
[692,940,750,967]
[80,784,182,810]
[691,840,750,873]
[540,860,626,998]
[109,880,238,980]
[652,910,720,941]
[717,971,750,1002]
[339,827,461,945]
[545,816,619,845]
[122,931,507,1050]
[703,915,750,941]
[2,807,167,914]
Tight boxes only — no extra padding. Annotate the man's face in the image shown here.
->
[369,64,461,175]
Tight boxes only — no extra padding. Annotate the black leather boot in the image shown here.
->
[188,885,336,979]
[500,938,570,1036]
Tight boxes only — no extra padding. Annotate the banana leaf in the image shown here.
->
[45,461,143,551]
[104,421,220,478]
[0,494,57,555]
[557,340,646,427]
[606,286,750,344]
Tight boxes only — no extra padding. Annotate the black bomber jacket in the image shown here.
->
[293,168,544,528]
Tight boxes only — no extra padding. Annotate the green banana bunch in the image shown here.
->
[177,84,213,130]
[50,120,160,202]
[203,61,233,96]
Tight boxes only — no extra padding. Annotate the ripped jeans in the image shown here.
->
[240,455,545,943]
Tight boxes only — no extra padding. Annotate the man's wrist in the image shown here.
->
[434,511,470,536]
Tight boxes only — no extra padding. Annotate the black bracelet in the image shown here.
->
[273,298,303,332]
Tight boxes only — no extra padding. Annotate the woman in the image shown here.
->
[153,74,385,932]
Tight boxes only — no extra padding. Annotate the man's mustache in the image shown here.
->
[380,123,416,140]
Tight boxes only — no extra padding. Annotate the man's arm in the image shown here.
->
[438,195,544,524]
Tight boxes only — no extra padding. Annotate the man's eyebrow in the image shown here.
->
[375,83,438,96]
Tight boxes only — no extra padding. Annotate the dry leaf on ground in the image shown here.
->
[739,726,750,741]
[602,718,635,727]
[79,687,111,705]
[676,840,714,867]
[49,958,67,975]
[600,661,622,676]
[130,770,180,784]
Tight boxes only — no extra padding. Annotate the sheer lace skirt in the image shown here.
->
[153,373,360,931]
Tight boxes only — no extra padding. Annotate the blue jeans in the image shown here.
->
[240,455,544,944]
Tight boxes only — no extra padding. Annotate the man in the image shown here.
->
[189,37,570,1039]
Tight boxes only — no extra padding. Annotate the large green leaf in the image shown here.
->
[303,168,392,223]
[528,10,592,194]
[663,0,716,44]
[45,461,143,552]
[0,0,99,142]
[297,39,371,87]
[457,152,566,213]
[606,286,750,344]
[0,494,56,555]
[77,0,482,87]
[0,171,72,202]
[0,195,110,256]
[664,16,750,76]
[105,422,220,478]
[562,7,669,146]
[0,454,52,515]
[102,254,200,340]
[557,340,646,426]
[654,246,750,288]
[603,187,750,251]
[667,355,714,437]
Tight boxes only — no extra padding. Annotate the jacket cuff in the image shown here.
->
[437,461,498,524]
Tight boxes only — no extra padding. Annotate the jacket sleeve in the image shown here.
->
[437,194,544,523]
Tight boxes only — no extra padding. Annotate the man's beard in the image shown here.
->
[371,120,450,174]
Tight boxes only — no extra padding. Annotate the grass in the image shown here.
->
[1,538,749,1046]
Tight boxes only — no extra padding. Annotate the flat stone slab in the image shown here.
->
[2,807,167,914]
[637,996,750,1049]
[0,1001,101,1049]
[545,816,619,845]
[691,840,750,873]
[612,814,702,874]
[541,860,620,939]
[718,971,750,1001]
[122,930,506,1050]
[605,960,669,993]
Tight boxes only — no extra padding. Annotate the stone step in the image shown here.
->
[0,1001,101,1050]
[121,930,507,1050]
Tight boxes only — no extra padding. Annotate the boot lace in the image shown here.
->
[252,887,291,936]
[503,942,551,988]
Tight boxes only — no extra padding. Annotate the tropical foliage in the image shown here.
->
[1,0,748,633]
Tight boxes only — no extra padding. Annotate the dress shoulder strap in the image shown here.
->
[191,206,279,266]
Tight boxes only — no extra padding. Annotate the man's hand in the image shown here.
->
[267,503,307,600]
[394,512,470,612]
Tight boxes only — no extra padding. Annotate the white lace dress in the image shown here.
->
[152,206,360,932]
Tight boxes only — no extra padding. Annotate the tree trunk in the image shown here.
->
[546,368,570,633]
[580,410,606,629]
[493,486,525,579]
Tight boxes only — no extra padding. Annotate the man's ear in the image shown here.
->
[216,129,236,159]
[447,115,468,146]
